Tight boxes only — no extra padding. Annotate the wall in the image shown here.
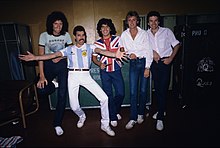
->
[0,0,219,73]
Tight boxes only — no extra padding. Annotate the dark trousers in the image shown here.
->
[100,69,125,121]
[151,59,171,120]
[38,59,68,127]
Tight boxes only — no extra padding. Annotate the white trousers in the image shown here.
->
[68,71,110,127]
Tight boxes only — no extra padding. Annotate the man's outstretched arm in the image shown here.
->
[19,51,63,61]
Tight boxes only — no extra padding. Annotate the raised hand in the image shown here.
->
[116,48,129,63]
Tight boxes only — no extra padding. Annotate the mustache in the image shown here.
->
[79,39,84,41]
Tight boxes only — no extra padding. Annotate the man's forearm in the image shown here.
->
[95,48,115,58]
[170,44,180,60]
[36,52,62,60]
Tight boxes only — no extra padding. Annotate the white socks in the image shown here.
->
[55,126,64,136]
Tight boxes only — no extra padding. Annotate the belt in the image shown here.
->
[130,57,145,61]
[137,57,145,60]
[159,57,169,61]
[68,69,89,71]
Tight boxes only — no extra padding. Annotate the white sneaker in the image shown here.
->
[137,115,144,124]
[152,112,166,120]
[101,126,115,136]
[110,121,118,127]
[117,114,122,120]
[55,126,64,136]
[125,120,136,129]
[77,114,86,128]
[156,120,164,131]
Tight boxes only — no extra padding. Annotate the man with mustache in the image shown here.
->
[19,25,126,137]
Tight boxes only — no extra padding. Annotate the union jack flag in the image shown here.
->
[94,35,122,72]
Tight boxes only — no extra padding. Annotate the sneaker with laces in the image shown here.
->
[110,121,118,127]
[117,114,122,120]
[125,120,136,129]
[137,115,144,124]
[55,126,64,136]
[152,112,166,120]
[101,126,115,136]
[156,120,164,131]
[77,114,86,128]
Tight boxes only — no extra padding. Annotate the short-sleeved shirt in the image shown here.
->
[60,43,96,69]
[39,32,73,54]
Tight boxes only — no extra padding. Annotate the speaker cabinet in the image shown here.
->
[173,23,219,109]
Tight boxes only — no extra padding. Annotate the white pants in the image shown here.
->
[68,71,110,127]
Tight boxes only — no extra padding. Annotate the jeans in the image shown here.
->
[38,59,68,127]
[129,58,149,120]
[151,59,171,120]
[100,69,125,121]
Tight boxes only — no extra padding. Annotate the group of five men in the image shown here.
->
[19,10,180,137]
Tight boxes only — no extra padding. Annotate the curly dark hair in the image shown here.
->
[46,11,69,35]
[96,18,117,37]
[73,25,87,43]
[125,11,141,27]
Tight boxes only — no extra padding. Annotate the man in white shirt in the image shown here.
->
[147,11,180,131]
[119,11,153,130]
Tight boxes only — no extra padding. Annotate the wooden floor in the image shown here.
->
[0,91,219,147]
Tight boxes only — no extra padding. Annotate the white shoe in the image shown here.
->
[137,115,144,124]
[55,126,64,136]
[117,114,122,120]
[156,120,164,131]
[110,121,118,127]
[77,114,86,128]
[101,126,115,136]
[152,112,166,120]
[125,120,136,129]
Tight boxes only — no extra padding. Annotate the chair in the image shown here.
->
[0,80,39,128]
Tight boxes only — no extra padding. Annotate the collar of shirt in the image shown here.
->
[74,43,86,50]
